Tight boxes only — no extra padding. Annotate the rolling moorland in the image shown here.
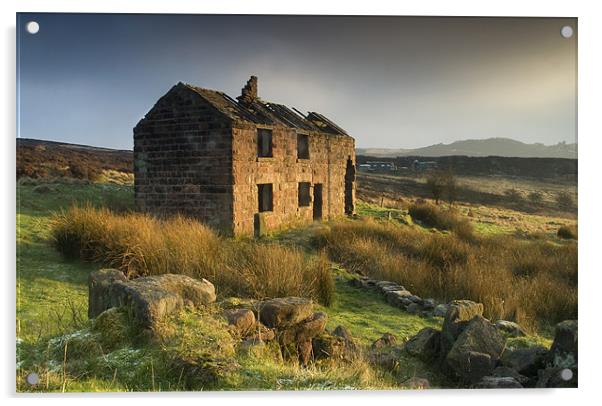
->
[16,139,577,391]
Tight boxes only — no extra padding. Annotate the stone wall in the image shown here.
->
[231,122,355,236]
[134,85,234,233]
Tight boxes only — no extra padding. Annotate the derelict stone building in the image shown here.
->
[134,76,356,236]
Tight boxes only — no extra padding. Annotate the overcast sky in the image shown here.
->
[17,14,577,150]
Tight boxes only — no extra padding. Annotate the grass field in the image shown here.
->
[16,169,570,391]
[17,180,467,392]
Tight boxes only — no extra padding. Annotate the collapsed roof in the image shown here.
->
[181,77,349,136]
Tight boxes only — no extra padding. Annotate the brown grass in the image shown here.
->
[408,202,474,240]
[50,205,334,305]
[313,218,577,332]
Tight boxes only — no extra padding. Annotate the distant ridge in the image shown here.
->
[357,138,577,159]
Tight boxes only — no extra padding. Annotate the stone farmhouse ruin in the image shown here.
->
[134,76,356,236]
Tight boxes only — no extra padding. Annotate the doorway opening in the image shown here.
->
[313,184,323,220]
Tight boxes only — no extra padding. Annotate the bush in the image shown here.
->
[557,225,577,240]
[408,202,474,239]
[504,188,523,202]
[556,191,575,211]
[50,206,334,305]
[314,218,577,332]
[425,170,457,204]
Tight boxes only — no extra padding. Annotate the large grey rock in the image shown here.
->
[109,274,216,329]
[404,327,441,361]
[500,346,547,376]
[88,269,128,318]
[495,320,527,337]
[256,297,313,329]
[548,320,578,368]
[473,376,523,389]
[441,300,484,355]
[446,315,506,383]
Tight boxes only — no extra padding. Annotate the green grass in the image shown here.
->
[16,181,558,392]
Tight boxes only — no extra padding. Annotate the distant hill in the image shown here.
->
[17,138,132,180]
[357,138,577,159]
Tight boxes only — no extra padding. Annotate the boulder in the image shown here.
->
[332,325,358,352]
[500,346,547,376]
[548,320,578,368]
[473,376,523,389]
[536,367,577,388]
[446,315,506,383]
[312,334,347,361]
[491,366,530,386]
[88,269,128,318]
[224,308,256,337]
[371,333,397,350]
[495,320,527,337]
[441,300,484,355]
[256,297,314,329]
[109,274,216,329]
[422,298,436,310]
[278,311,328,365]
[443,300,484,339]
[406,302,421,314]
[404,327,441,361]
[433,304,449,318]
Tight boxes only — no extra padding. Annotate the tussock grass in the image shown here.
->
[50,205,334,305]
[408,202,474,240]
[557,224,577,240]
[314,218,577,332]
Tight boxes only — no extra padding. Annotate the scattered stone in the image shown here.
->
[433,304,449,318]
[312,333,347,361]
[548,320,578,368]
[372,333,397,350]
[88,269,128,318]
[473,376,523,389]
[445,315,506,383]
[408,295,423,304]
[441,300,484,355]
[256,297,314,329]
[224,308,256,337]
[422,298,436,310]
[491,366,530,386]
[332,325,358,352]
[279,311,328,365]
[404,327,441,361]
[109,274,216,329]
[500,346,547,376]
[495,320,527,337]
[406,303,421,314]
[536,367,577,388]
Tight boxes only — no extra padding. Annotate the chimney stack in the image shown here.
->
[237,75,258,104]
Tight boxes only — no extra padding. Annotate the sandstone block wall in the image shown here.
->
[134,86,234,233]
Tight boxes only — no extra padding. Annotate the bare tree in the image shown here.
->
[426,170,457,205]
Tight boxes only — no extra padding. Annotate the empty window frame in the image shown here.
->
[297,133,310,159]
[258,183,273,212]
[257,128,273,157]
[298,182,311,207]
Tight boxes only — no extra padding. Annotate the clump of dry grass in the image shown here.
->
[314,218,577,332]
[408,202,474,240]
[557,224,577,240]
[50,205,334,305]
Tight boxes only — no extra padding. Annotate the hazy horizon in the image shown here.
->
[17,14,577,150]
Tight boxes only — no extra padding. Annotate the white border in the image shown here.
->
[3,1,600,405]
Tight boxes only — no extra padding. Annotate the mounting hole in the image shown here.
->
[26,372,39,385]
[26,21,40,34]
[560,25,573,39]
[560,368,574,381]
